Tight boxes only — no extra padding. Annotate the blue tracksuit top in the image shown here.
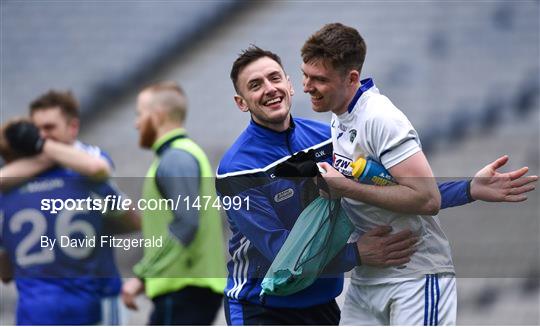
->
[216,117,472,308]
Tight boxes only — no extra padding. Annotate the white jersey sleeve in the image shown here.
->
[74,140,114,168]
[363,96,421,169]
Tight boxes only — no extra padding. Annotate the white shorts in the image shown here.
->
[100,295,128,325]
[340,274,456,326]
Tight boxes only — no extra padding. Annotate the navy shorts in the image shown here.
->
[224,298,340,325]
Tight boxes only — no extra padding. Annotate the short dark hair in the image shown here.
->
[301,23,367,76]
[0,117,31,162]
[230,45,284,93]
[29,90,80,120]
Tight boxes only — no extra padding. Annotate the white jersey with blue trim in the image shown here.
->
[75,140,113,167]
[331,78,454,285]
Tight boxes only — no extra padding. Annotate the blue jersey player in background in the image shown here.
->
[0,90,139,324]
[0,118,117,324]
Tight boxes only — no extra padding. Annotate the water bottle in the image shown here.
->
[351,157,396,186]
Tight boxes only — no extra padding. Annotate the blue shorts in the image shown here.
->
[224,297,340,325]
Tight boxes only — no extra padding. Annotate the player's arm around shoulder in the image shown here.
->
[0,154,55,192]
[43,140,111,180]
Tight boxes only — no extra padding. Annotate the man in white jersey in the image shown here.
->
[300,23,538,325]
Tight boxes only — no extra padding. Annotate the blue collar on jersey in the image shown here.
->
[152,128,187,156]
[247,115,296,145]
[347,78,374,113]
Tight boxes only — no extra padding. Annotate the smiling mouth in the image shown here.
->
[263,97,283,106]
[311,95,323,102]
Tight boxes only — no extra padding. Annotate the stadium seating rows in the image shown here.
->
[1,1,538,324]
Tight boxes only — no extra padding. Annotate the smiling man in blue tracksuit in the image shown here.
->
[216,46,535,325]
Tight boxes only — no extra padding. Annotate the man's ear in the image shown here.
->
[234,95,249,112]
[349,70,360,85]
[149,106,165,128]
[287,76,295,96]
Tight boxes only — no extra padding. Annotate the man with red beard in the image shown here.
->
[122,81,226,325]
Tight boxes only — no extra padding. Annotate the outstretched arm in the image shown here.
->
[470,155,537,202]
[439,155,537,209]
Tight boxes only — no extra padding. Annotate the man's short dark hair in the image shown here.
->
[230,46,284,93]
[301,23,367,76]
[0,117,31,162]
[29,90,80,120]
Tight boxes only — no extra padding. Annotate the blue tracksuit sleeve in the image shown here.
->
[438,180,475,209]
[322,243,360,274]
[224,187,290,262]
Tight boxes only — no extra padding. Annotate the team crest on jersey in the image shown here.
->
[332,153,353,176]
[274,188,294,203]
[349,129,357,143]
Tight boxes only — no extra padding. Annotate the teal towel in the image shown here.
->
[261,197,354,297]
